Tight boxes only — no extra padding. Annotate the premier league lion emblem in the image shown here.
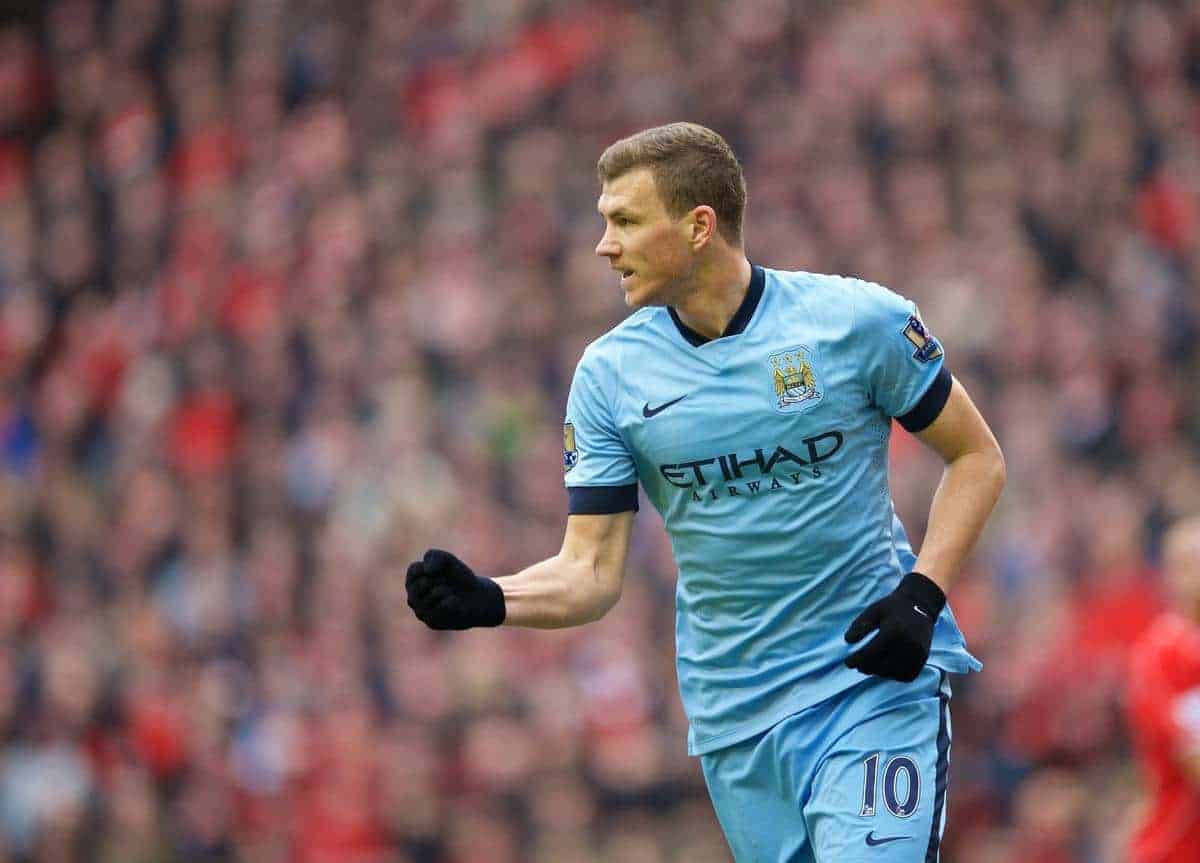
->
[768,346,822,413]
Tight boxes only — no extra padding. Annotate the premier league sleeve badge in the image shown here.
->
[902,312,944,363]
[563,423,579,472]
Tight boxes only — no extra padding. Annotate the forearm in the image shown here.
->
[914,448,1005,592]
[496,552,620,629]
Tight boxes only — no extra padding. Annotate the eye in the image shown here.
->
[615,216,630,227]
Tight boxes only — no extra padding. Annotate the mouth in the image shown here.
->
[616,268,635,288]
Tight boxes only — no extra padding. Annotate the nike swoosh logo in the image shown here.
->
[913,605,929,618]
[642,395,687,418]
[865,833,912,847]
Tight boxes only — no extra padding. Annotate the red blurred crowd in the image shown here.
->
[0,0,1198,861]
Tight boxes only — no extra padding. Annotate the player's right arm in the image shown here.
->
[506,339,640,626]
[407,342,639,631]
[405,511,634,630]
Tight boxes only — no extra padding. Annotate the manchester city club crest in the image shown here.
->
[768,346,822,413]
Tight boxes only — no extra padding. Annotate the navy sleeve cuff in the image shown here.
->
[568,484,639,515]
[897,366,953,433]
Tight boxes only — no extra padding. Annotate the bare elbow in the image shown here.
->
[585,583,623,623]
[584,563,624,622]
[949,439,1006,498]
[560,511,633,626]
[561,550,624,624]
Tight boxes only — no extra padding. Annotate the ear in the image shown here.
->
[687,205,717,250]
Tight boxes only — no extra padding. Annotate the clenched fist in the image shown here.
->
[406,549,506,630]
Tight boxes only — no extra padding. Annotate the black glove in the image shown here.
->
[406,549,506,630]
[844,571,945,682]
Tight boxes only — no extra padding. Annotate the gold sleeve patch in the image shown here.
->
[902,312,943,363]
[563,423,578,472]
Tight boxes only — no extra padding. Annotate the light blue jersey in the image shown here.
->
[563,265,981,756]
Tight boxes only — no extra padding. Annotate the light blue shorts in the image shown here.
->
[699,666,952,863]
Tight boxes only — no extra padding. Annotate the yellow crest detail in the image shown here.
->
[768,347,821,412]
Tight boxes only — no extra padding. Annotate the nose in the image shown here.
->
[595,231,619,259]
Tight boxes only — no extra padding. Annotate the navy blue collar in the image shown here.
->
[668,264,765,347]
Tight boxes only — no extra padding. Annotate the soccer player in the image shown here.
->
[406,123,1005,862]
[1127,516,1200,863]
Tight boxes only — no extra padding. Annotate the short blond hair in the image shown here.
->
[597,122,746,245]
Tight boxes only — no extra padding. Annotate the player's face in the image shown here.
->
[595,168,696,308]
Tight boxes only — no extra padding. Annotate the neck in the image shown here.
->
[671,253,753,341]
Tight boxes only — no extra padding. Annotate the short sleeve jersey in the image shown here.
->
[564,265,981,755]
[1127,613,1200,863]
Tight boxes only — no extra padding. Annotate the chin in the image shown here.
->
[623,283,667,310]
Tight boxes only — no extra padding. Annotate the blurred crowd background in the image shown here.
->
[0,0,1197,860]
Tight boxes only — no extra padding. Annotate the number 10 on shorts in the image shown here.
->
[860,753,922,818]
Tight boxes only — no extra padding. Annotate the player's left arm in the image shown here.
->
[910,375,1006,593]
[844,375,1004,681]
[844,281,1005,682]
